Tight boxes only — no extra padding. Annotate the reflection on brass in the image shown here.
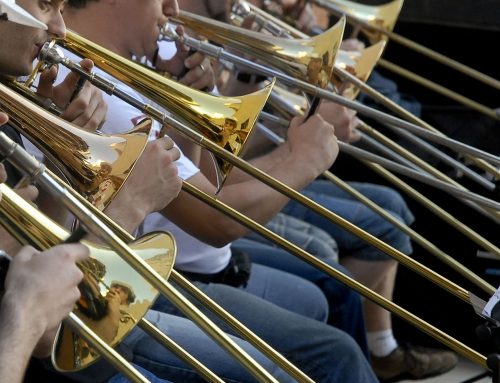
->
[61,30,273,189]
[0,83,151,210]
[314,0,403,43]
[333,41,386,99]
[0,184,176,371]
[172,10,345,89]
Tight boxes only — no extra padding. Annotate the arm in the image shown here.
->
[0,244,89,383]
[162,114,338,246]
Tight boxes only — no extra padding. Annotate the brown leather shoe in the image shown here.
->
[371,343,459,382]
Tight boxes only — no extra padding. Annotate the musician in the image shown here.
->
[0,3,297,383]
[63,0,381,382]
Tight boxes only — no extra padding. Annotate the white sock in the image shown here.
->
[367,329,398,357]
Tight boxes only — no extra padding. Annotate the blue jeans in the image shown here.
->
[124,311,293,383]
[232,238,368,357]
[108,364,172,383]
[246,212,339,262]
[152,265,378,383]
[282,181,415,261]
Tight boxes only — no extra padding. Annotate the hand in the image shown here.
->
[318,100,361,143]
[286,114,338,175]
[4,245,89,344]
[107,136,182,222]
[37,59,107,132]
[155,27,215,91]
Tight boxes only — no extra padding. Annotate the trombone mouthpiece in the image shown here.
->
[159,24,179,43]
[39,40,65,65]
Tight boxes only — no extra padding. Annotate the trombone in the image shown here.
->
[167,11,500,174]
[27,36,500,371]
[158,11,500,257]
[0,74,320,382]
[230,0,500,213]
[231,0,500,186]
[0,248,152,383]
[0,84,297,382]
[311,0,500,109]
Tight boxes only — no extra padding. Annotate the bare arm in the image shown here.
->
[0,244,89,383]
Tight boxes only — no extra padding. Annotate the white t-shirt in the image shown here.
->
[50,48,231,274]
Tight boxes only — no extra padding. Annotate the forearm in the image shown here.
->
[168,150,319,246]
[0,296,44,383]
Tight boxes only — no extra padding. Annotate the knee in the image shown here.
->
[299,281,330,322]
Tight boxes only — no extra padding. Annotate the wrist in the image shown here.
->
[104,193,148,234]
[0,291,46,344]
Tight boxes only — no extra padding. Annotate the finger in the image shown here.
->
[170,147,181,162]
[57,243,90,262]
[53,59,93,107]
[15,185,39,202]
[289,115,306,129]
[13,245,38,262]
[65,89,102,131]
[81,100,107,132]
[174,25,190,56]
[0,112,8,125]
[163,136,175,150]
[179,66,204,87]
[37,65,59,99]
[61,83,93,125]
[184,52,205,69]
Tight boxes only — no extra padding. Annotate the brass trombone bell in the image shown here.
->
[230,0,385,99]
[0,182,175,371]
[170,10,346,89]
[334,41,386,99]
[313,0,404,43]
[60,30,274,189]
[0,82,151,210]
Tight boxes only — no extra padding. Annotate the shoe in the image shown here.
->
[371,343,459,382]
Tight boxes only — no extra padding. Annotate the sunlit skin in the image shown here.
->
[0,0,66,76]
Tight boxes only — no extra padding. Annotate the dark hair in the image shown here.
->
[67,0,97,8]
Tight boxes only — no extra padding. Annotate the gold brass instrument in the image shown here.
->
[57,33,274,190]
[0,182,174,372]
[231,2,500,219]
[172,10,346,88]
[165,11,500,169]
[2,41,321,382]
[0,130,284,382]
[310,0,500,118]
[31,37,500,371]
[0,82,151,211]
[231,4,500,277]
[232,0,500,183]
[232,0,386,100]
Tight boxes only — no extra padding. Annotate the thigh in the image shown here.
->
[128,311,292,383]
[306,180,414,225]
[242,264,329,322]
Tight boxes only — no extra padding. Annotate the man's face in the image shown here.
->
[0,0,66,76]
[109,285,130,305]
[117,0,178,60]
